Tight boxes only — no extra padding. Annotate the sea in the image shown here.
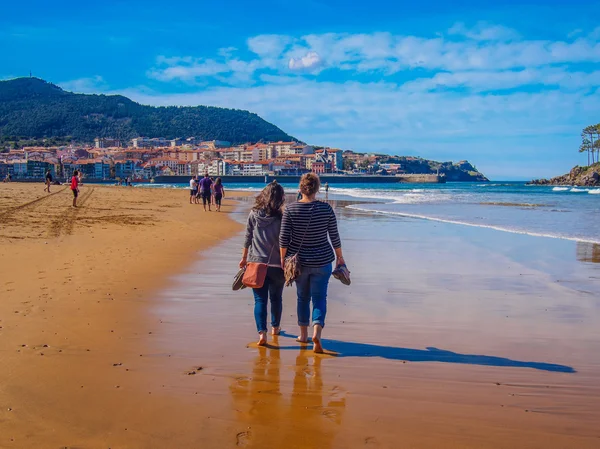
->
[138,181,600,245]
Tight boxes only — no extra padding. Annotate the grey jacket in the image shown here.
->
[244,209,282,266]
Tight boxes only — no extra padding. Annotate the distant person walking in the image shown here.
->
[44,169,53,193]
[199,173,213,212]
[210,177,216,206]
[213,177,225,212]
[189,175,198,204]
[71,170,80,207]
[280,173,345,353]
[324,182,329,197]
[240,181,286,346]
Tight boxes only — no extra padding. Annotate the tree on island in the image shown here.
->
[580,124,600,165]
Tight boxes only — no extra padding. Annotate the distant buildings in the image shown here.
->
[1,135,407,180]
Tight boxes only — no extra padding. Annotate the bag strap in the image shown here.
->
[296,204,315,251]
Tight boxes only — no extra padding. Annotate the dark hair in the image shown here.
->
[73,170,79,176]
[299,173,320,196]
[215,177,222,186]
[253,181,285,218]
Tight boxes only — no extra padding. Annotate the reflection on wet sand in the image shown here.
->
[576,241,600,263]
[230,340,346,448]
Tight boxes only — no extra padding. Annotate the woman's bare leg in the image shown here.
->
[312,324,323,353]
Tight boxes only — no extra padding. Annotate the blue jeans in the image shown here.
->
[296,264,332,328]
[253,267,285,333]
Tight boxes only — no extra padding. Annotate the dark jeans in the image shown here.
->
[296,263,332,328]
[253,267,285,333]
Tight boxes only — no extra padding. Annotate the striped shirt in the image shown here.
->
[279,201,341,268]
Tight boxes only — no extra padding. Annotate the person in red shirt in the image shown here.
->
[71,170,80,207]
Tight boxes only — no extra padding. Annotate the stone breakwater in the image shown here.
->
[530,163,600,186]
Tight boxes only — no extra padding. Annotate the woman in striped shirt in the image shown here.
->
[279,173,345,353]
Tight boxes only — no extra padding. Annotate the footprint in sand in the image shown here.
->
[234,376,251,387]
[236,430,251,447]
[365,436,380,447]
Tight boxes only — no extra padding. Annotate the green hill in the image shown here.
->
[0,77,295,145]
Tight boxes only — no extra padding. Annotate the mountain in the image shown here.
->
[0,77,295,144]
[529,163,600,186]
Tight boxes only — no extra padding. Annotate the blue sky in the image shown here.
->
[2,0,600,180]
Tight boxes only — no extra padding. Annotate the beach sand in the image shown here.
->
[1,185,600,448]
[0,183,244,448]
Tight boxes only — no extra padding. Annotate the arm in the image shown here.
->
[279,208,291,267]
[240,247,249,268]
[222,186,225,197]
[241,212,254,267]
[328,208,345,266]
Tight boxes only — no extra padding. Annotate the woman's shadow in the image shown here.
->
[278,332,575,373]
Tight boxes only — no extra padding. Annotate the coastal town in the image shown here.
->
[0,137,415,181]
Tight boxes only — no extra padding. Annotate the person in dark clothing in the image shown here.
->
[44,169,53,193]
[240,181,286,346]
[199,174,213,212]
[213,177,225,212]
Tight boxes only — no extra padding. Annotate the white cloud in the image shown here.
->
[288,51,322,71]
[59,75,108,93]
[448,22,520,41]
[247,34,291,58]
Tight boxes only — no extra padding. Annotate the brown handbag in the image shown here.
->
[242,245,275,289]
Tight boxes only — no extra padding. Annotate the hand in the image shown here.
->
[336,256,346,267]
[239,258,247,269]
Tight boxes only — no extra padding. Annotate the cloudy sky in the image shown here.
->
[2,0,600,179]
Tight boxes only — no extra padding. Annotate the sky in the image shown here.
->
[2,0,600,180]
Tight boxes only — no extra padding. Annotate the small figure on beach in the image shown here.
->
[324,182,329,194]
[280,173,345,353]
[199,173,213,212]
[189,175,198,204]
[44,169,53,193]
[240,181,286,346]
[71,170,80,207]
[213,177,225,212]
[210,177,216,206]
[77,172,83,187]
[296,190,302,201]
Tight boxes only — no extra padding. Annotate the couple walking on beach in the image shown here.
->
[190,174,225,212]
[240,173,347,353]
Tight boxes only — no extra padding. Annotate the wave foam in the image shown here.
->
[589,189,600,195]
[552,187,570,191]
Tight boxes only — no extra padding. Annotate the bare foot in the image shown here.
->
[258,332,267,346]
[297,326,309,343]
[271,327,280,336]
[312,336,323,353]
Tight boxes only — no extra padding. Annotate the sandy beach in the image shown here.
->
[1,184,599,448]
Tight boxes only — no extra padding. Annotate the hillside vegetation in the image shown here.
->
[0,78,294,145]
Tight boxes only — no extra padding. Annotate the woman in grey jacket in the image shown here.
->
[240,181,286,346]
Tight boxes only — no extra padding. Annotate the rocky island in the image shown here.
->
[530,163,600,186]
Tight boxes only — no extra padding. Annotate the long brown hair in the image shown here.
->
[253,181,285,218]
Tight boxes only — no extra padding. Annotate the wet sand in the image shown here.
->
[1,185,600,448]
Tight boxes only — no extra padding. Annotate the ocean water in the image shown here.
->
[138,181,600,244]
